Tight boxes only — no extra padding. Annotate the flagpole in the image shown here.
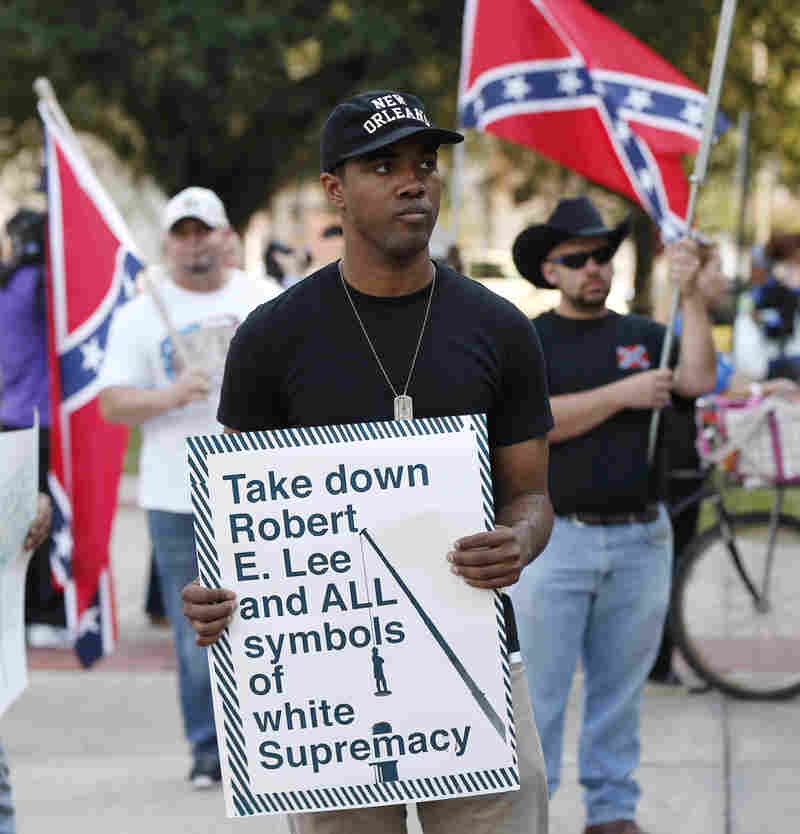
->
[647,0,738,466]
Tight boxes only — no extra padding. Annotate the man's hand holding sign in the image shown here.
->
[449,438,552,590]
[183,581,235,647]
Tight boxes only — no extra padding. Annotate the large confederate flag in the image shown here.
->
[39,101,143,667]
[458,0,727,238]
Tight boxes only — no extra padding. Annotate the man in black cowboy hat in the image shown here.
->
[509,196,717,834]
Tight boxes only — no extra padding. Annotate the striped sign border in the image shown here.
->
[187,413,518,816]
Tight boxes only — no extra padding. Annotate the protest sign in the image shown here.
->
[189,414,518,818]
[0,422,39,716]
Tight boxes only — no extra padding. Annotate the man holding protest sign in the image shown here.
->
[98,187,279,789]
[182,91,554,833]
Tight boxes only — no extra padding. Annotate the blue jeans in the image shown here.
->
[0,742,14,834]
[510,505,672,826]
[147,510,218,763]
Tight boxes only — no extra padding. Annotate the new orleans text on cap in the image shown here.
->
[361,93,432,135]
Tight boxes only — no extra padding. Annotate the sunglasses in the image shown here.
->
[546,244,615,270]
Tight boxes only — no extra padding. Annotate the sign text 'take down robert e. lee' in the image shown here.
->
[222,461,431,548]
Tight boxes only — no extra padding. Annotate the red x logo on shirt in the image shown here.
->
[617,344,651,370]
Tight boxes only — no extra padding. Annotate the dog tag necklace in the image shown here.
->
[338,259,436,421]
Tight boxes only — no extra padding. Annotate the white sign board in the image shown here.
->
[0,422,39,716]
[189,415,518,819]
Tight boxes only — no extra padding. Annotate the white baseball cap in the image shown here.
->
[162,187,229,233]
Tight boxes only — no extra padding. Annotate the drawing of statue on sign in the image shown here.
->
[371,647,391,696]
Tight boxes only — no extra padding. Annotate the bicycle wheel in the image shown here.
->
[671,511,800,700]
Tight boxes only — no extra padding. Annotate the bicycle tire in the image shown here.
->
[670,511,800,700]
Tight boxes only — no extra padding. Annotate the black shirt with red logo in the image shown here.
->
[534,308,674,515]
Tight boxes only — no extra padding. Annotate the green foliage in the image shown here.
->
[1,0,464,227]
[3,0,800,238]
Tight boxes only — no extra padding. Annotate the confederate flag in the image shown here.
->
[458,0,728,239]
[39,101,143,666]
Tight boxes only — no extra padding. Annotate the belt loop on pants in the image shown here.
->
[563,503,660,526]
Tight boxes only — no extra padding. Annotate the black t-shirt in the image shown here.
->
[219,261,552,654]
[534,309,668,515]
[219,261,553,447]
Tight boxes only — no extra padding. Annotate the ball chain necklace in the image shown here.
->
[338,259,436,421]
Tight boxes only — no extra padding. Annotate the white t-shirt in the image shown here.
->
[99,269,280,512]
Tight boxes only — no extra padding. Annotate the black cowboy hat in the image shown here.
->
[512,196,630,289]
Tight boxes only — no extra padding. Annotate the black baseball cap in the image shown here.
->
[320,90,463,173]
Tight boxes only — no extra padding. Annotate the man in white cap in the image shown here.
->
[98,187,280,789]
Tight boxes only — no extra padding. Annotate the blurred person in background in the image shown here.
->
[0,209,68,648]
[98,187,279,789]
[143,221,251,628]
[263,238,312,289]
[733,235,800,383]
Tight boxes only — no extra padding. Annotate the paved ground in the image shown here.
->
[4,478,799,833]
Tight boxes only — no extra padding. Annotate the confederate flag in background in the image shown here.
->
[458,0,728,240]
[39,101,143,667]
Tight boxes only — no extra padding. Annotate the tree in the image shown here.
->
[1,0,464,228]
[3,0,800,239]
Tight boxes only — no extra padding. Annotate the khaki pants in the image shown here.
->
[287,663,548,834]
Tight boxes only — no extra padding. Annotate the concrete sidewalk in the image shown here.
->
[3,480,799,833]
